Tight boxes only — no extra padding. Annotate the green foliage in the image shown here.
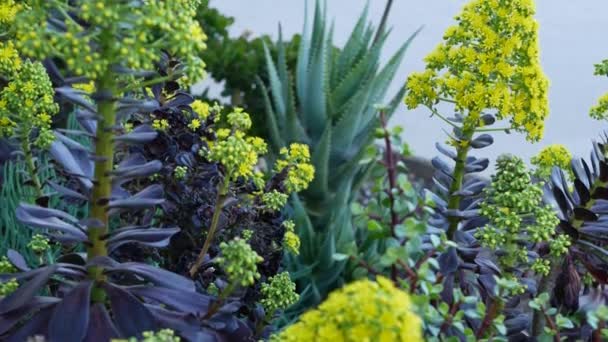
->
[262,0,419,321]
[194,0,300,136]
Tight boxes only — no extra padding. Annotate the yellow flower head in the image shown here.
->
[191,99,211,120]
[405,0,549,142]
[531,144,572,178]
[271,277,422,342]
[274,143,315,193]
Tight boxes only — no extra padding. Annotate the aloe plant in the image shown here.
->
[260,0,420,319]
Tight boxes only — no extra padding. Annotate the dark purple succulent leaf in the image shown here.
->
[117,99,160,119]
[559,221,580,240]
[87,256,120,269]
[578,240,608,259]
[162,92,194,109]
[445,209,479,219]
[432,177,449,196]
[505,314,529,336]
[114,124,158,144]
[438,247,459,275]
[84,303,121,342]
[592,187,608,200]
[7,250,30,272]
[127,286,212,315]
[47,180,88,201]
[56,86,97,112]
[552,186,572,215]
[56,253,86,266]
[574,207,598,222]
[464,158,489,173]
[15,204,88,241]
[146,305,220,341]
[75,109,97,135]
[4,306,54,342]
[440,275,455,304]
[42,59,65,85]
[425,189,447,208]
[435,142,457,160]
[111,154,161,181]
[106,262,195,292]
[572,158,590,189]
[16,202,80,224]
[108,184,164,210]
[0,265,58,315]
[481,114,495,125]
[581,159,593,188]
[49,137,94,190]
[431,156,453,175]
[0,296,59,335]
[48,281,93,342]
[107,227,180,253]
[175,151,195,168]
[474,256,500,274]
[217,319,253,342]
[574,179,591,205]
[55,265,87,279]
[103,283,157,338]
[470,134,493,149]
[478,274,497,298]
[520,278,537,295]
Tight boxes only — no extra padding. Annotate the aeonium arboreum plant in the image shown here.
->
[121,92,309,338]
[0,1,242,340]
[403,0,551,339]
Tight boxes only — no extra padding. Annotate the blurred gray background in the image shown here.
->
[195,0,608,164]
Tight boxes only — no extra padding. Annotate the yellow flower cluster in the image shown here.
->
[152,119,170,131]
[0,0,20,28]
[0,60,59,148]
[590,93,608,120]
[282,220,300,255]
[272,277,422,342]
[207,109,267,180]
[191,100,211,120]
[405,0,549,141]
[275,144,315,193]
[0,41,20,77]
[16,0,207,83]
[531,144,572,178]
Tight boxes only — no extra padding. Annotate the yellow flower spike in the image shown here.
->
[404,0,550,142]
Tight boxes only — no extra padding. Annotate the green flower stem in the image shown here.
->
[87,70,117,303]
[203,282,235,320]
[446,126,475,239]
[20,132,44,201]
[189,178,230,277]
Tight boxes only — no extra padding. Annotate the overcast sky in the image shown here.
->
[201,0,608,164]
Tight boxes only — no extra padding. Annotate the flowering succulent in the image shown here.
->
[173,165,188,180]
[478,155,561,279]
[274,143,315,193]
[262,190,289,211]
[282,220,300,255]
[27,234,50,254]
[272,277,422,342]
[260,272,299,314]
[405,0,549,141]
[152,118,170,131]
[0,60,58,148]
[215,238,263,287]
[15,0,207,83]
[191,99,211,120]
[591,60,608,120]
[0,0,20,29]
[206,109,268,180]
[531,144,572,179]
[0,40,20,77]
[0,278,17,296]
